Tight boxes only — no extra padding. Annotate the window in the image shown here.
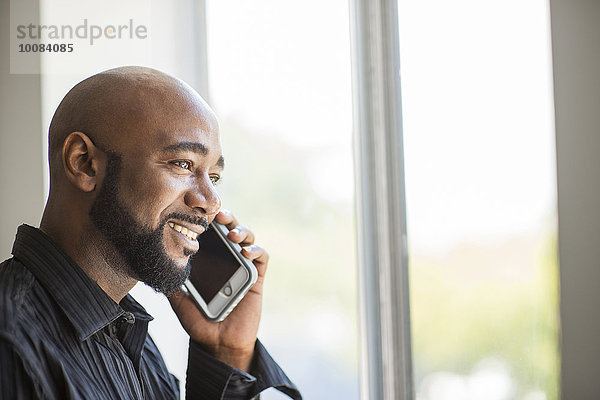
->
[397,1,560,398]
[350,0,559,399]
[204,1,359,398]
[29,0,562,398]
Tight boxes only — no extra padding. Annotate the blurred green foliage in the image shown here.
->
[410,233,560,399]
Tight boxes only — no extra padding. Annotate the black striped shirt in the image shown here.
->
[0,225,301,399]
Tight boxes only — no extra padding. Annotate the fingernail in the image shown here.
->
[242,246,252,252]
[231,228,240,235]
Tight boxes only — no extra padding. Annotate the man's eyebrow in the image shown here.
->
[162,141,208,155]
[163,141,225,169]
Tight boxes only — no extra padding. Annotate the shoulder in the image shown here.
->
[0,257,37,337]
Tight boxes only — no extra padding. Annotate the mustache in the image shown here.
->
[163,212,209,230]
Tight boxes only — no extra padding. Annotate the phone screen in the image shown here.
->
[188,226,242,303]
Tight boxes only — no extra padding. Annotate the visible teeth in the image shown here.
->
[169,222,198,240]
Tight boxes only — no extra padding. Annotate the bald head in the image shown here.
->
[48,66,217,181]
[41,67,225,297]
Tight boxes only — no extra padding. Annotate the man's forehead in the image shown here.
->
[110,79,219,145]
[154,126,220,151]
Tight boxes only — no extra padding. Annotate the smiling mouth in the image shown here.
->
[168,222,199,241]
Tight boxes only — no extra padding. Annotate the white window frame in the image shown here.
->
[348,0,414,399]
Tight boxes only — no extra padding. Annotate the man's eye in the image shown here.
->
[172,160,192,170]
[209,175,221,185]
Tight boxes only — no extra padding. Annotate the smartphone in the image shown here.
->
[183,221,258,322]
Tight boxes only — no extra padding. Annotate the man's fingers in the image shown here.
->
[241,245,267,262]
[214,209,238,230]
[215,210,256,245]
[213,208,268,275]
[228,225,255,246]
[241,245,269,272]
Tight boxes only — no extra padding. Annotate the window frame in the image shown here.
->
[348,0,414,399]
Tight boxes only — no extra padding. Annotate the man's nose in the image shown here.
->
[184,177,222,217]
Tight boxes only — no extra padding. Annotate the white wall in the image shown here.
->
[0,0,45,260]
[550,1,600,398]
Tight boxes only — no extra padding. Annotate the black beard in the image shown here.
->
[89,152,206,295]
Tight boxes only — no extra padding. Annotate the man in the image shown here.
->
[0,66,301,399]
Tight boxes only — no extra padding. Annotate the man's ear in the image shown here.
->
[62,132,102,192]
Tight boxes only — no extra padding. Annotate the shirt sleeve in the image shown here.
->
[185,339,302,400]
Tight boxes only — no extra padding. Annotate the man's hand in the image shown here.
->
[168,209,268,372]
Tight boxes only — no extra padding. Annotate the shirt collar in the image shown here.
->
[11,224,153,341]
